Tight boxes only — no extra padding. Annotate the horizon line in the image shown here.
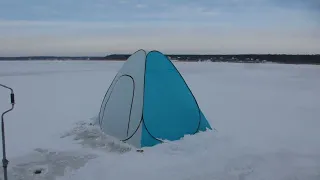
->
[1,53,320,58]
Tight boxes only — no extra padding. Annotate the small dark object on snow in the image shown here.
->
[33,169,43,174]
[136,149,144,153]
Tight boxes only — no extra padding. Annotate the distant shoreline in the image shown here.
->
[1,54,319,65]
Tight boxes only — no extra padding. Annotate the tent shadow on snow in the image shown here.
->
[97,49,213,149]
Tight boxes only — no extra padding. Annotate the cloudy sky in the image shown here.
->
[0,0,319,56]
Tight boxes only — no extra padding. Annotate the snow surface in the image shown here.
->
[0,60,320,180]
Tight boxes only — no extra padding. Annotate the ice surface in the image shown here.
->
[0,60,320,180]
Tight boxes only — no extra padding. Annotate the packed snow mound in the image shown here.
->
[60,120,133,153]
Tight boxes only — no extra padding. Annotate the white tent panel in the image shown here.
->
[99,49,147,147]
[100,75,134,140]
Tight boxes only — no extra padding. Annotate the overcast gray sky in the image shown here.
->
[0,0,319,56]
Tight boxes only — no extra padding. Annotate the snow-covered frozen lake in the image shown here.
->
[0,60,320,180]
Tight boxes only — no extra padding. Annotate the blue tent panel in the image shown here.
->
[141,51,211,147]
[199,110,212,131]
[140,123,161,147]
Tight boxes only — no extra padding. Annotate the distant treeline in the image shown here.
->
[1,54,320,65]
[0,56,105,61]
[104,54,320,65]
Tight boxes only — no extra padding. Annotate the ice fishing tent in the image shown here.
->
[98,49,212,148]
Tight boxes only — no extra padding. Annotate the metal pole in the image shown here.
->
[0,84,15,180]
